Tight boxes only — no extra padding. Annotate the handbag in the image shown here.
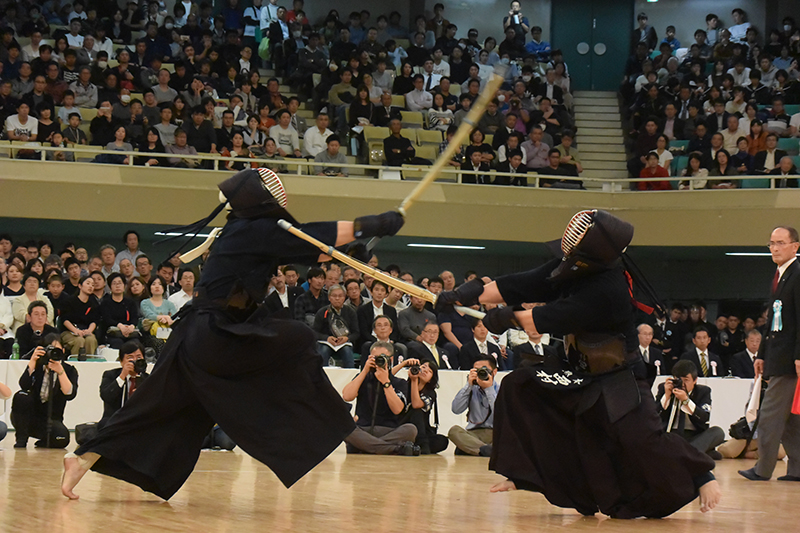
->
[729,416,753,440]
[258,36,271,60]
[75,422,98,445]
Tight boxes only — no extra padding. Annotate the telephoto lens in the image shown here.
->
[409,364,420,375]
[476,366,491,381]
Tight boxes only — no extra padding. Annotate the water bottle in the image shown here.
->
[11,340,20,359]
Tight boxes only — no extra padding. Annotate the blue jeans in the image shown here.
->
[318,342,355,368]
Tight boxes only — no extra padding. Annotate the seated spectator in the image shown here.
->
[348,85,375,130]
[530,97,566,144]
[10,332,78,448]
[638,151,672,190]
[496,131,526,165]
[754,133,787,173]
[14,301,59,357]
[97,339,149,430]
[269,109,302,158]
[467,128,495,165]
[140,276,176,330]
[405,74,433,112]
[407,321,455,370]
[302,113,332,158]
[89,102,119,147]
[62,112,87,147]
[44,274,68,319]
[168,268,195,311]
[314,135,348,176]
[731,137,755,174]
[135,127,167,167]
[11,273,55,332]
[294,267,328,326]
[764,97,792,136]
[539,148,582,189]
[223,132,252,171]
[125,276,149,304]
[457,318,503,370]
[729,330,760,378]
[680,327,724,377]
[312,285,359,368]
[362,314,407,362]
[461,146,492,184]
[768,156,799,188]
[627,118,659,179]
[555,130,582,174]
[721,115,747,154]
[655,359,725,459]
[372,59,395,92]
[59,275,100,355]
[264,268,304,319]
[494,149,528,186]
[153,105,177,146]
[185,105,217,156]
[328,69,357,134]
[242,114,267,149]
[101,125,133,165]
[99,272,140,349]
[356,281,397,345]
[166,128,200,167]
[428,93,454,131]
[383,118,431,166]
[342,341,419,455]
[5,101,38,144]
[447,355,499,456]
[522,125,549,171]
[477,98,504,136]
[372,92,403,128]
[398,295,437,345]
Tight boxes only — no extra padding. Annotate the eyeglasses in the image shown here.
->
[767,241,799,248]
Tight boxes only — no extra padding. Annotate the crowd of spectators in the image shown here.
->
[0,230,770,457]
[625,9,800,189]
[0,1,585,186]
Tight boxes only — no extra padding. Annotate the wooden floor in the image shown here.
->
[0,443,797,532]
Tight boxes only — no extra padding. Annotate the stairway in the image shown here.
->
[573,91,628,188]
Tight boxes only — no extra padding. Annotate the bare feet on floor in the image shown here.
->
[490,479,517,493]
[698,480,721,513]
[61,454,90,500]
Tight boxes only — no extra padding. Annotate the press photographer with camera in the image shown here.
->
[15,301,58,357]
[655,360,725,460]
[392,357,448,454]
[448,357,499,456]
[98,339,149,429]
[342,341,420,455]
[11,332,79,448]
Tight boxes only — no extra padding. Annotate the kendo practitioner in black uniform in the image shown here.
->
[436,210,721,518]
[61,167,405,500]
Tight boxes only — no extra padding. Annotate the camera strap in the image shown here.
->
[467,387,493,428]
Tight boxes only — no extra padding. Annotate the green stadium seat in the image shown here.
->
[777,137,799,155]
[670,140,689,152]
[671,155,688,176]
[784,104,800,116]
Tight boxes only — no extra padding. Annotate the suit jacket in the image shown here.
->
[491,126,516,150]
[494,161,527,186]
[768,167,799,188]
[264,286,304,319]
[754,149,788,173]
[638,345,666,385]
[460,161,491,184]
[356,302,399,345]
[457,338,502,371]
[660,116,686,140]
[655,382,713,435]
[680,349,724,377]
[532,83,564,106]
[704,112,731,135]
[761,260,800,377]
[729,350,757,379]
[99,367,148,428]
[515,341,558,367]
[371,105,403,127]
[407,340,456,370]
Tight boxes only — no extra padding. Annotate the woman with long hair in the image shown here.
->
[469,128,495,164]
[708,149,738,188]
[747,119,768,155]
[392,61,415,95]
[428,92,454,132]
[348,85,374,128]
[393,357,448,454]
[679,152,709,190]
[136,127,167,166]
[171,94,188,126]
[125,276,150,304]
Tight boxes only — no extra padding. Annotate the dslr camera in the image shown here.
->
[374,354,389,369]
[133,358,147,376]
[670,377,684,390]
[409,364,420,376]
[39,345,65,366]
[476,366,491,381]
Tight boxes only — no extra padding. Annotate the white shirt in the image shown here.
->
[260,3,280,29]
[405,89,433,111]
[778,256,797,279]
[475,337,489,355]
[422,72,442,92]
[639,344,651,362]
[168,290,193,310]
[764,149,777,170]
[432,60,450,77]
[303,126,333,157]
[5,114,38,138]
[746,349,757,362]
[728,22,751,43]
[21,43,41,62]
[66,33,84,48]
[721,127,746,154]
[372,302,384,317]
[727,67,750,86]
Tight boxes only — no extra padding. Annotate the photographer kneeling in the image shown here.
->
[11,333,79,448]
[448,357,499,456]
[342,341,420,455]
[393,357,449,454]
[655,359,725,460]
[99,340,149,429]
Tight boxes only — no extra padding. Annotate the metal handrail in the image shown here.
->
[1,142,793,190]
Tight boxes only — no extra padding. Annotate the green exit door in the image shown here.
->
[551,0,633,91]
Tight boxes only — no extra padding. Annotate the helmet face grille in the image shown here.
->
[562,210,595,256]
[256,168,287,208]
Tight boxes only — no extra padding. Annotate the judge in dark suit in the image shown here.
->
[461,146,492,184]
[493,149,527,186]
[637,323,666,386]
[457,319,503,371]
[99,340,149,429]
[371,92,403,127]
[407,322,456,370]
[655,360,725,457]
[264,270,305,319]
[356,281,398,347]
[740,226,800,481]
[680,327,724,377]
[728,330,761,379]
[753,134,787,174]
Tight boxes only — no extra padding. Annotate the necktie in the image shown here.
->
[700,352,708,376]
[479,342,487,355]
[680,102,688,120]
[772,268,780,293]
[430,344,439,364]
[425,75,432,91]
[533,344,541,355]
[642,348,649,363]
[128,376,137,398]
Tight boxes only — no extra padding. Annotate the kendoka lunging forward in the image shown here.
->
[62,168,404,500]
[436,210,721,518]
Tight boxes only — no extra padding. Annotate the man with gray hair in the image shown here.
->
[99,244,118,277]
[342,341,419,455]
[312,284,359,368]
[729,329,761,378]
[638,323,665,386]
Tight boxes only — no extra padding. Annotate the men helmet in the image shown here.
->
[550,210,634,280]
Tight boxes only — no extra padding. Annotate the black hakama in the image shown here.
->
[488,259,716,518]
[76,217,357,499]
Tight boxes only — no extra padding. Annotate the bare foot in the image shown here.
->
[698,480,721,513]
[61,455,89,500]
[490,479,517,493]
